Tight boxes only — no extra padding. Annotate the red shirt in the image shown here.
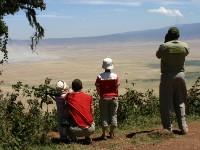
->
[66,92,93,128]
[95,72,120,98]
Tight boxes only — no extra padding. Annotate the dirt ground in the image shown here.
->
[48,120,200,150]
[122,120,200,150]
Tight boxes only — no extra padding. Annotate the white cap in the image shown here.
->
[56,80,68,91]
[102,58,114,70]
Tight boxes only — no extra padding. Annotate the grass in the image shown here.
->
[28,114,200,150]
[118,115,161,131]
[131,133,165,146]
[3,112,200,150]
[29,144,93,150]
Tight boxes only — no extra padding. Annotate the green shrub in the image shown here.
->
[187,76,200,115]
[0,79,57,150]
[118,85,159,123]
[0,76,200,149]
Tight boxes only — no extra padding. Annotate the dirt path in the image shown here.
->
[49,120,200,150]
[140,120,200,150]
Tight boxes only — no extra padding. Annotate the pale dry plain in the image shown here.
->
[1,40,200,96]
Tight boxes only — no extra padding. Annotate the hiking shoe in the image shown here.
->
[51,138,60,143]
[181,128,188,134]
[99,134,107,140]
[84,137,92,145]
[60,136,71,144]
[61,120,70,127]
[109,132,115,139]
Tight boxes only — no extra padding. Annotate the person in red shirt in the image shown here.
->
[95,58,120,140]
[65,79,95,144]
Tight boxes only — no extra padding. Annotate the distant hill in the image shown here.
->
[9,23,200,46]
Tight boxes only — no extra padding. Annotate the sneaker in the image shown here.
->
[84,137,92,145]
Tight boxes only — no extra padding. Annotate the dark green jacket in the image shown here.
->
[156,40,189,73]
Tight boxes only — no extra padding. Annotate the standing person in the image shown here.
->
[95,57,120,140]
[64,79,95,144]
[156,27,189,134]
[50,80,72,142]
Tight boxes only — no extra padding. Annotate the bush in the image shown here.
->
[187,76,200,115]
[0,79,57,150]
[117,85,159,124]
[0,76,200,149]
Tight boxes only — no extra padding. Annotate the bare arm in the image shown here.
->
[90,103,94,115]
[96,86,100,96]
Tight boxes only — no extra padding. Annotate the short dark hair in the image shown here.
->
[72,79,82,92]
[165,27,180,42]
[167,27,179,36]
[165,33,179,42]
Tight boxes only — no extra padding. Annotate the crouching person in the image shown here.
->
[49,80,71,143]
[63,79,95,144]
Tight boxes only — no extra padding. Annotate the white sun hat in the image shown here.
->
[56,80,68,91]
[102,57,114,70]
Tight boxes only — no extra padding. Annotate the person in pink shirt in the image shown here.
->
[49,80,71,143]
[95,58,120,140]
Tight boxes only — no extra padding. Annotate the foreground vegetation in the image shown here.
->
[1,0,46,65]
[0,76,200,150]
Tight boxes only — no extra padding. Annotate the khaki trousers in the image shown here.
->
[159,72,188,131]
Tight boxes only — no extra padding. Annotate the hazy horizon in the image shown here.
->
[4,0,200,39]
[2,40,200,96]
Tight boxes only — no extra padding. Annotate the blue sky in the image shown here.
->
[4,0,200,39]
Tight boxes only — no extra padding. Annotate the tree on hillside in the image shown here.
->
[0,0,46,65]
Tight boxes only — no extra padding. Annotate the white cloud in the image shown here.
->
[148,7,183,17]
[154,1,183,5]
[38,14,73,19]
[65,0,141,7]
[86,1,141,6]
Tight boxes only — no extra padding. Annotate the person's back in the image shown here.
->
[156,27,189,134]
[96,71,119,98]
[50,80,71,142]
[95,58,120,140]
[65,79,95,144]
[67,91,94,128]
[157,40,189,73]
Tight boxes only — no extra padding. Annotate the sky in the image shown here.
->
[4,0,200,39]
